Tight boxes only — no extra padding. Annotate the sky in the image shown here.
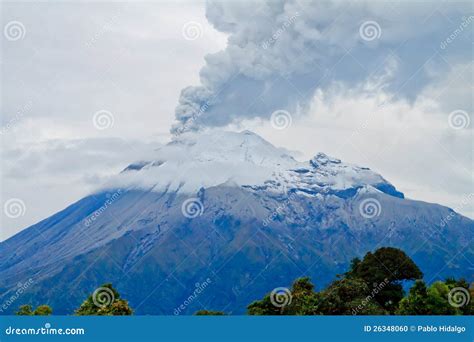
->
[1,0,473,240]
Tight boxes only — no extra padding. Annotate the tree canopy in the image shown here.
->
[14,247,471,316]
[16,304,52,316]
[194,310,226,315]
[346,247,423,312]
[248,277,319,315]
[245,247,469,316]
[75,283,133,316]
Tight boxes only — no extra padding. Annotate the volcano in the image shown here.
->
[0,130,472,314]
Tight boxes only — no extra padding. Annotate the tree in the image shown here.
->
[285,277,320,315]
[247,293,285,315]
[348,247,422,312]
[194,310,226,315]
[16,304,52,316]
[247,277,319,315]
[444,278,474,315]
[34,305,53,316]
[397,280,461,315]
[397,278,474,315]
[346,257,361,276]
[244,247,471,316]
[425,281,458,315]
[75,283,133,316]
[316,278,387,315]
[16,305,33,316]
[246,249,423,316]
[396,280,430,315]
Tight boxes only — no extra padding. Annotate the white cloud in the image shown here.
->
[1,0,472,241]
[1,1,226,240]
[1,1,227,139]
[243,62,473,218]
[0,136,161,240]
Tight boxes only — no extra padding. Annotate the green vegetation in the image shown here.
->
[397,278,473,315]
[345,247,422,312]
[194,310,226,315]
[15,247,473,316]
[317,278,387,315]
[247,277,319,315]
[16,283,133,316]
[245,247,472,316]
[75,283,133,316]
[16,304,52,316]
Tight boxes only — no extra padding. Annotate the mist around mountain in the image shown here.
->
[0,130,472,314]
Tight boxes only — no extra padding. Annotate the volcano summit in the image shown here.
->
[0,130,472,314]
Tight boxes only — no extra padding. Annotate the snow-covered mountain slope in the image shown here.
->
[0,130,472,314]
[106,130,403,198]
